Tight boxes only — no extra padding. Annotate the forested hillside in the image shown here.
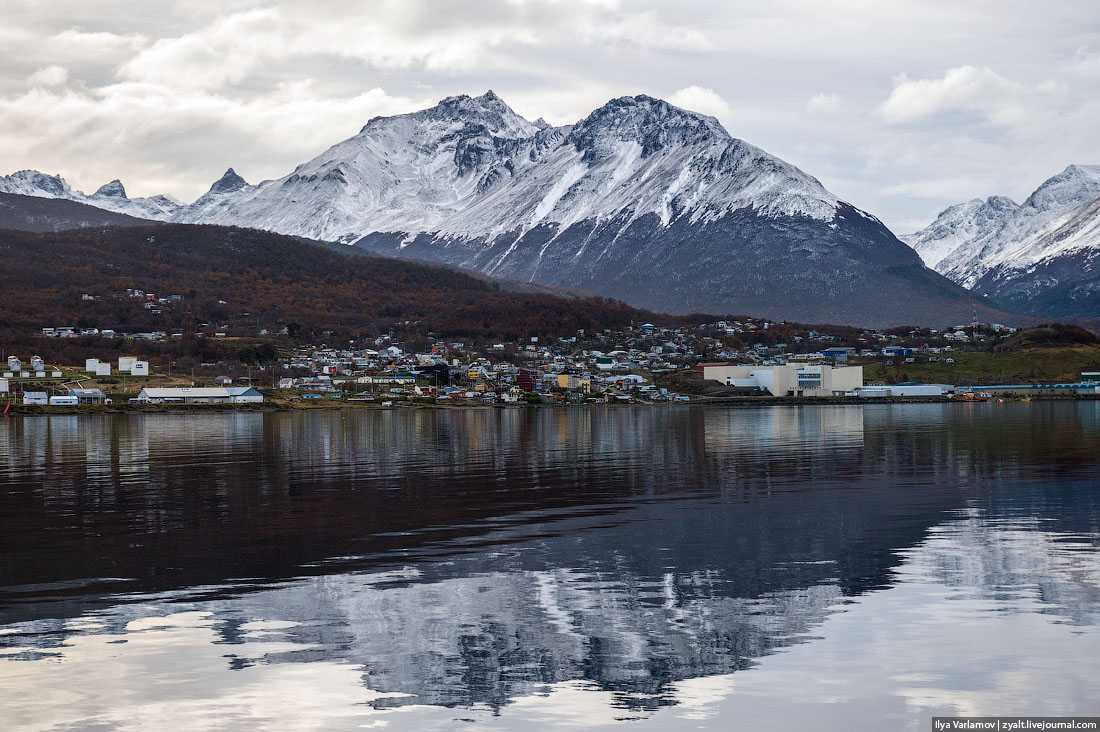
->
[0,224,655,344]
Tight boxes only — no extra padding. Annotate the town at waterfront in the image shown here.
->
[5,312,1099,412]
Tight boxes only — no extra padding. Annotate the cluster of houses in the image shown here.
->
[277,340,683,404]
[10,315,1088,408]
[18,388,109,407]
[84,356,151,377]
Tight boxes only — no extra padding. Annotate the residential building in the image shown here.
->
[70,388,107,405]
[556,374,592,393]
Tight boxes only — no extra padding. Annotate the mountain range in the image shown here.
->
[1,91,1028,326]
[904,165,1100,318]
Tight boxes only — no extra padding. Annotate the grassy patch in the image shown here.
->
[861,346,1100,385]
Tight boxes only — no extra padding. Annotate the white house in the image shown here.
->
[23,391,48,406]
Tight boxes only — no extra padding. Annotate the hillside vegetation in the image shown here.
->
[864,347,1100,385]
[0,224,657,343]
[0,192,153,232]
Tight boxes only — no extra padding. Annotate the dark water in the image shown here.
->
[1,403,1099,731]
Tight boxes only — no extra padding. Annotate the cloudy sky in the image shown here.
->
[2,0,1097,232]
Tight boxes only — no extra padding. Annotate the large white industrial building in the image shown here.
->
[134,387,264,405]
[702,363,864,397]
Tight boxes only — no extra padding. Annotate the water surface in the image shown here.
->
[1,404,1098,730]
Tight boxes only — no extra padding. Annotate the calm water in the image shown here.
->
[1,403,1099,731]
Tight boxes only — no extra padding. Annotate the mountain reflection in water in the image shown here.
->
[1,403,1098,731]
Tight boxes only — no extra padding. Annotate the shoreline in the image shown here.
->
[4,393,1096,416]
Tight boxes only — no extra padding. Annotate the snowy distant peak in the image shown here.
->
[94,179,127,199]
[430,90,538,137]
[207,167,249,195]
[905,162,1100,304]
[359,90,540,142]
[0,169,71,198]
[569,95,727,160]
[0,168,185,221]
[1022,163,1100,213]
[903,195,1019,270]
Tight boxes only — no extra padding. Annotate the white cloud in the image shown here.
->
[27,66,69,88]
[591,10,712,51]
[118,9,281,89]
[1068,47,1100,76]
[0,81,427,199]
[52,29,148,58]
[806,93,841,114]
[668,86,732,123]
[879,66,1023,125]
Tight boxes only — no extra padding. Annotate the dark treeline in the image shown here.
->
[0,224,669,345]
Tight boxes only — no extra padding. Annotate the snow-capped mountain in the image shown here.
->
[0,170,181,221]
[174,91,991,325]
[3,92,1000,325]
[902,196,1019,271]
[904,165,1100,317]
[176,91,841,243]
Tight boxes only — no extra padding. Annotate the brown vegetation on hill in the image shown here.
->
[993,323,1099,351]
[0,224,659,349]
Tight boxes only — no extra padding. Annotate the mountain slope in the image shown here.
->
[0,191,155,232]
[905,165,1100,317]
[0,223,653,341]
[171,92,995,326]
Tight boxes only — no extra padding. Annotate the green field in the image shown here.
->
[861,347,1100,386]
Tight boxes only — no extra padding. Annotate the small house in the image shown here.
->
[70,388,107,405]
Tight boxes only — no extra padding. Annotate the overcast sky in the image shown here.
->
[2,0,1097,232]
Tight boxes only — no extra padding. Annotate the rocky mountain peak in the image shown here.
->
[1023,163,1100,213]
[208,168,249,195]
[0,170,71,197]
[568,95,728,160]
[94,179,128,199]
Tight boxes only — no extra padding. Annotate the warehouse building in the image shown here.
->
[134,387,264,405]
[702,363,863,397]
